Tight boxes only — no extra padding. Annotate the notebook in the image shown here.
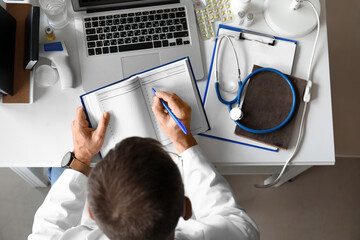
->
[24,6,40,70]
[200,25,298,151]
[81,58,209,157]
[72,0,204,92]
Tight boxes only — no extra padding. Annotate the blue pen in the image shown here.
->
[152,88,188,135]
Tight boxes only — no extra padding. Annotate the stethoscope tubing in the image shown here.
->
[216,67,297,134]
[215,81,240,105]
[235,68,296,134]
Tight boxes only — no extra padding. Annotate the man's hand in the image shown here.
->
[71,106,110,166]
[152,91,197,154]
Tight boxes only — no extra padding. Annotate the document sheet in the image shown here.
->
[202,26,297,151]
[81,58,209,156]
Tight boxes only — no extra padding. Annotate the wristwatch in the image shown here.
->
[61,151,91,176]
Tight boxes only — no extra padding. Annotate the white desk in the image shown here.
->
[0,0,334,187]
[195,0,335,183]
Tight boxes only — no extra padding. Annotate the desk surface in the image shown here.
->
[0,0,335,168]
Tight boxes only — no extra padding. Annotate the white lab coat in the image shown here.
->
[29,145,259,240]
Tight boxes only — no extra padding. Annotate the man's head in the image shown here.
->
[87,137,185,240]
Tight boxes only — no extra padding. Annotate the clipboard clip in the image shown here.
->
[239,30,276,46]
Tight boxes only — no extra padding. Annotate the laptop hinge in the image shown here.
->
[86,0,180,14]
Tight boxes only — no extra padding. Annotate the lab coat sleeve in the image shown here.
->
[28,169,88,240]
[179,145,259,240]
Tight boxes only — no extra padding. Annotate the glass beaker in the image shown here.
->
[39,0,69,29]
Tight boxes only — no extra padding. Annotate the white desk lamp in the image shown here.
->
[254,0,321,188]
[264,0,321,38]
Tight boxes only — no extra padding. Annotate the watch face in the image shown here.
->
[61,151,73,167]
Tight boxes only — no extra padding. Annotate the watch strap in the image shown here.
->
[69,158,91,177]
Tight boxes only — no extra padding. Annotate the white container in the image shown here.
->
[35,65,58,88]
[232,0,251,14]
[238,10,246,25]
[39,0,69,29]
[243,12,254,27]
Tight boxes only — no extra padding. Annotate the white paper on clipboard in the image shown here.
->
[201,24,297,152]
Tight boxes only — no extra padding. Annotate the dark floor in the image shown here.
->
[327,0,360,156]
[225,157,360,240]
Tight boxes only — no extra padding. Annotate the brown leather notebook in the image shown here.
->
[2,3,32,103]
[234,65,307,149]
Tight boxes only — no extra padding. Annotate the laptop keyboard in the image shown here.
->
[84,7,191,56]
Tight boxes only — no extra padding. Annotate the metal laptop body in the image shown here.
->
[73,0,204,92]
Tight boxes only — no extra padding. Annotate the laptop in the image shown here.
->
[72,0,204,92]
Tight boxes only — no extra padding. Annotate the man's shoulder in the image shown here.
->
[59,226,109,240]
[175,218,205,240]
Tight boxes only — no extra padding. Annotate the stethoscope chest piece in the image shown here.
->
[230,107,243,121]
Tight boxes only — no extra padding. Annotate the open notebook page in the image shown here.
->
[138,59,208,143]
[82,76,157,156]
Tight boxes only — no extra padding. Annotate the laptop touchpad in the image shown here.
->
[121,53,161,78]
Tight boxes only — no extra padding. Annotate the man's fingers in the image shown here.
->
[95,112,110,138]
[155,91,184,112]
[75,106,83,122]
[155,91,185,105]
[156,91,191,119]
[154,91,177,104]
[152,97,168,122]
[75,106,89,127]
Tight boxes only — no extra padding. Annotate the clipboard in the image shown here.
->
[200,24,297,152]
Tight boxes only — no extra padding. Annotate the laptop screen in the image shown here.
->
[0,6,16,95]
[72,0,179,12]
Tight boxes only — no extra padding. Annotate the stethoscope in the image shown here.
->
[214,34,297,134]
[211,1,319,189]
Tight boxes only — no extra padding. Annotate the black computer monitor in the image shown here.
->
[0,6,16,96]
